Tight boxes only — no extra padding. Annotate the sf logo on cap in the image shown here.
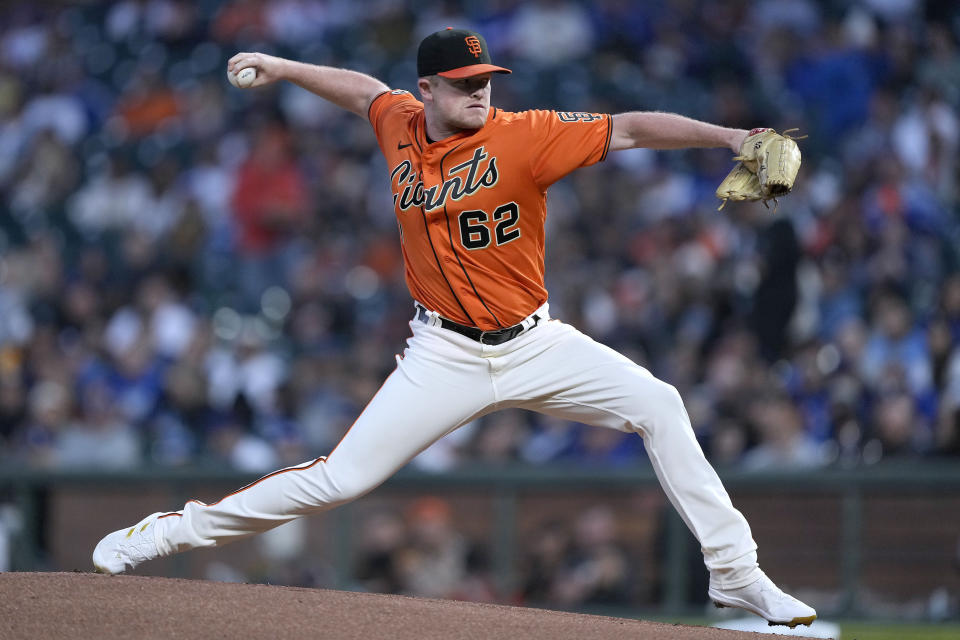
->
[465,36,482,57]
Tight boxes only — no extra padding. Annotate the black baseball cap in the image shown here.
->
[417,28,512,79]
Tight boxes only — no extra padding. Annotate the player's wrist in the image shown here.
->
[729,129,748,154]
[272,57,297,82]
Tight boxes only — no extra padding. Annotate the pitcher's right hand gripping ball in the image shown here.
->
[227,66,256,88]
[226,52,289,89]
[716,128,804,209]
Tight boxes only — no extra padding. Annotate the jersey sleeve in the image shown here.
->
[368,89,423,143]
[525,110,613,189]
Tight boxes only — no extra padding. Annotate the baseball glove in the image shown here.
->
[716,128,804,210]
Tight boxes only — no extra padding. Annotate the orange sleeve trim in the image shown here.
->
[600,114,613,162]
[367,90,391,125]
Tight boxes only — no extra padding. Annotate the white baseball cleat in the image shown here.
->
[708,572,817,628]
[92,512,164,575]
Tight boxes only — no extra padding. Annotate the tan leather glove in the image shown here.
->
[716,128,804,209]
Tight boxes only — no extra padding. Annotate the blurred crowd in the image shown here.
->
[1,0,960,474]
[352,498,640,608]
[228,496,641,610]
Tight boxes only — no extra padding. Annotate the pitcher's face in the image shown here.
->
[421,73,492,133]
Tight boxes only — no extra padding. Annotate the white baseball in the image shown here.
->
[227,67,257,89]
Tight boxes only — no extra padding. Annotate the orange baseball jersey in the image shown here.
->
[369,90,612,330]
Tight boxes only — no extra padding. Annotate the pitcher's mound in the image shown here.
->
[0,572,817,639]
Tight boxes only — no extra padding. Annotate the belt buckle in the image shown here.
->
[479,328,509,345]
[480,326,516,345]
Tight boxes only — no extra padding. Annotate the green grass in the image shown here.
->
[581,610,960,639]
[637,614,960,640]
[839,622,960,640]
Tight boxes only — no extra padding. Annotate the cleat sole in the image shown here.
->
[768,615,817,628]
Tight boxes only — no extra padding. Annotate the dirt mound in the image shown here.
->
[0,572,816,639]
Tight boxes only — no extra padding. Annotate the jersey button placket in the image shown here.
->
[424,147,443,176]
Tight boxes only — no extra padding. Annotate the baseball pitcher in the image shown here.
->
[93,28,813,628]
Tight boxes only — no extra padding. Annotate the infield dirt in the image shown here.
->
[0,572,819,639]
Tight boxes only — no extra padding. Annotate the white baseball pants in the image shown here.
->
[154,303,760,589]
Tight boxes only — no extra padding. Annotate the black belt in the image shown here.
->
[415,304,541,345]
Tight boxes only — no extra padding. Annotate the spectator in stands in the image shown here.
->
[860,289,932,397]
[469,410,529,466]
[0,370,26,457]
[54,378,141,469]
[68,155,154,238]
[742,389,828,471]
[229,122,310,308]
[747,212,801,363]
[354,507,408,594]
[9,128,80,220]
[816,250,863,341]
[396,497,471,599]
[562,424,644,467]
[206,399,279,472]
[869,390,929,459]
[520,519,572,605]
[550,505,633,606]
